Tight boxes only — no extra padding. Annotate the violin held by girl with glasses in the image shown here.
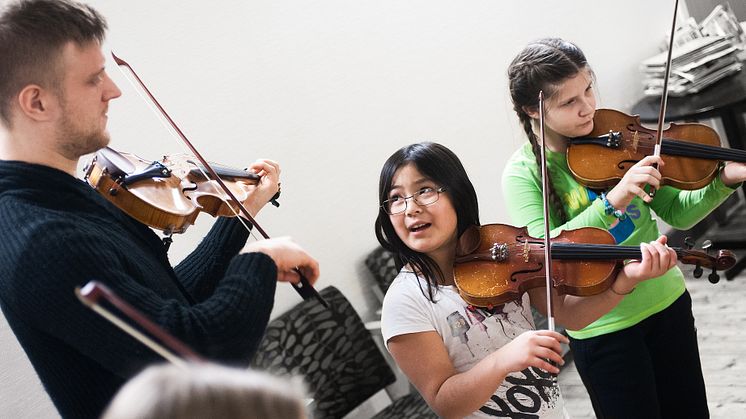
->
[566,108,746,190]
[452,223,736,308]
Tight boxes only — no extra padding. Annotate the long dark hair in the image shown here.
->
[375,142,480,302]
[507,38,591,224]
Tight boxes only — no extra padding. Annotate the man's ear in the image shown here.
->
[523,105,539,120]
[16,85,58,122]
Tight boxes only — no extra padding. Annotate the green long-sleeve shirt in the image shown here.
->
[501,142,736,339]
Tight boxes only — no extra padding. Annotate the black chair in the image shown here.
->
[251,286,436,419]
[364,247,399,304]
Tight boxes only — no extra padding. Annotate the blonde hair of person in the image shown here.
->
[102,363,306,419]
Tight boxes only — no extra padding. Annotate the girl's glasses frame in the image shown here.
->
[381,187,447,215]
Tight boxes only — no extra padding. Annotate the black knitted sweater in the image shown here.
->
[0,160,277,419]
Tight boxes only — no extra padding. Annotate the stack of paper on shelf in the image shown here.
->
[641,35,742,97]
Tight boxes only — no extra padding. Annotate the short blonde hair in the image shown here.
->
[102,363,306,419]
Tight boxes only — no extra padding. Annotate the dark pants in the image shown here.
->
[568,291,709,419]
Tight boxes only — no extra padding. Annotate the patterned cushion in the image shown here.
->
[364,247,399,294]
[372,391,437,419]
[251,286,398,419]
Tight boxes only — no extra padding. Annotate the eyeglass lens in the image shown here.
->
[385,188,441,214]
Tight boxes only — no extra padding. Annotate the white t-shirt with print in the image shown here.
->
[381,270,568,419]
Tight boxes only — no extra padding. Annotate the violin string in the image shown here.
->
[662,140,746,161]
[110,51,261,242]
[515,242,685,259]
[622,133,746,162]
[514,243,717,268]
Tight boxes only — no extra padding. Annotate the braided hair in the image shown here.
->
[507,38,592,224]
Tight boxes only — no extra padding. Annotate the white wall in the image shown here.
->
[0,1,675,417]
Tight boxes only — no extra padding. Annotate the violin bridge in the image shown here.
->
[632,130,639,152]
[522,241,530,262]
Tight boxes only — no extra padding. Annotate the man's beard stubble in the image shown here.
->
[55,112,110,160]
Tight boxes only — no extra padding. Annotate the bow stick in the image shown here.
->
[538,90,555,333]
[75,280,204,367]
[650,0,680,197]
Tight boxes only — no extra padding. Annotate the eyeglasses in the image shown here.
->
[381,186,447,215]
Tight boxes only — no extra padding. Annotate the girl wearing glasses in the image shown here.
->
[376,142,676,418]
[502,38,746,418]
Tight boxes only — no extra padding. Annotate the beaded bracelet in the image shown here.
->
[600,192,627,220]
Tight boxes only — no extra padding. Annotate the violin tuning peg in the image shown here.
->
[693,263,703,278]
[701,240,713,252]
[708,269,720,284]
[684,237,695,250]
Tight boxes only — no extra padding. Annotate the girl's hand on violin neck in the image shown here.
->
[618,235,677,290]
[243,159,281,216]
[492,330,567,375]
[242,237,320,285]
[719,161,746,187]
[606,155,664,209]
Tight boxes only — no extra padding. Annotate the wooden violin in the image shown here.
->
[567,108,746,190]
[452,223,736,308]
[84,146,271,235]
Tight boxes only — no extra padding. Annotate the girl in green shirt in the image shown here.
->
[503,38,746,419]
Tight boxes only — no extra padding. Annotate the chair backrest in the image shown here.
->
[364,247,399,296]
[251,286,397,419]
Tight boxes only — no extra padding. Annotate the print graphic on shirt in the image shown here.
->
[625,203,641,220]
[449,301,535,361]
[447,311,475,356]
[483,301,534,339]
[563,186,590,212]
[465,306,491,337]
[478,367,559,418]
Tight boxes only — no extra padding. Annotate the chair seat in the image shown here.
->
[371,392,437,419]
[251,286,399,419]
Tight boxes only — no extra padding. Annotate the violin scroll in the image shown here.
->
[678,247,736,272]
[678,237,736,284]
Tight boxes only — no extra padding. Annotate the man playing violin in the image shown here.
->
[0,1,319,418]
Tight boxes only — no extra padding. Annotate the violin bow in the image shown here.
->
[75,280,204,367]
[111,53,328,308]
[650,0,680,197]
[538,91,555,332]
